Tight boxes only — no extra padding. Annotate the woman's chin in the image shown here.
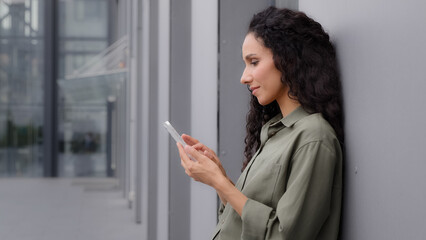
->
[256,97,273,106]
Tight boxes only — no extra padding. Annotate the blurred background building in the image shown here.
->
[0,0,119,178]
[1,0,426,239]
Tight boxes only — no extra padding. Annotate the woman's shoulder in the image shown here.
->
[293,113,338,147]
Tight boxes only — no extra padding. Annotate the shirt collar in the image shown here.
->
[271,106,311,128]
[260,106,311,147]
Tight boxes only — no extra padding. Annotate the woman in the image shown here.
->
[177,6,343,240]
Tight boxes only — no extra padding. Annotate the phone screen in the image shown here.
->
[163,121,186,146]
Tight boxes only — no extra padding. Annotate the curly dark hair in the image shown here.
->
[242,7,344,170]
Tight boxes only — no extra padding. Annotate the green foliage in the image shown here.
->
[0,120,42,148]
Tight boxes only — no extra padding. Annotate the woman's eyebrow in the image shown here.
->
[244,53,257,60]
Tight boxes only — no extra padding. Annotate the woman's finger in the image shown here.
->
[193,143,207,152]
[203,150,227,178]
[203,150,215,160]
[203,145,217,159]
[181,135,218,160]
[177,142,192,166]
[184,144,205,162]
[182,134,199,146]
[194,143,217,158]
[204,149,220,163]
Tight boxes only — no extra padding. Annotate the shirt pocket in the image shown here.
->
[242,162,282,206]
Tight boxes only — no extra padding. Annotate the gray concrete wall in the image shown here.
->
[190,0,218,239]
[299,1,426,239]
[218,0,273,185]
[169,0,192,239]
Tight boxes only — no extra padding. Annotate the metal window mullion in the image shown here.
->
[119,83,126,196]
[129,0,139,214]
[157,0,171,238]
[106,99,114,177]
[124,0,133,208]
[120,0,130,205]
[112,100,117,176]
[43,0,58,177]
[135,1,150,239]
[141,0,150,226]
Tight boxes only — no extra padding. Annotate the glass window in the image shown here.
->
[0,0,45,176]
[57,0,112,177]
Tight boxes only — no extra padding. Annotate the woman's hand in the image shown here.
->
[177,136,247,215]
[177,143,226,187]
[181,134,231,183]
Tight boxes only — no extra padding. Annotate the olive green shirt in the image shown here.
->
[212,107,342,240]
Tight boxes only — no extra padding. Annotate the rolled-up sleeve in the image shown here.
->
[241,198,274,239]
[240,140,337,240]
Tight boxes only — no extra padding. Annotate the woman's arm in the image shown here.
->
[213,172,248,216]
[181,134,235,206]
[177,143,247,216]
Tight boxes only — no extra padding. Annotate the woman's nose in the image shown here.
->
[240,69,252,85]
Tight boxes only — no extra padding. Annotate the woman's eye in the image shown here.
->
[250,60,259,66]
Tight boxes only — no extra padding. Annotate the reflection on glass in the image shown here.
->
[57,0,125,177]
[0,0,44,177]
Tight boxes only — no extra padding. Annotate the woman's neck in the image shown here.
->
[277,91,301,117]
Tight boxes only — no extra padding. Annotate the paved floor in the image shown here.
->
[0,178,143,240]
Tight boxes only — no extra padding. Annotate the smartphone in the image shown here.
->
[163,121,196,161]
[163,121,186,146]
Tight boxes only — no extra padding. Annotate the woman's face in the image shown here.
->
[241,33,286,106]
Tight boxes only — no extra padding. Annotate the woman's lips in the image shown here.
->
[250,86,260,94]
